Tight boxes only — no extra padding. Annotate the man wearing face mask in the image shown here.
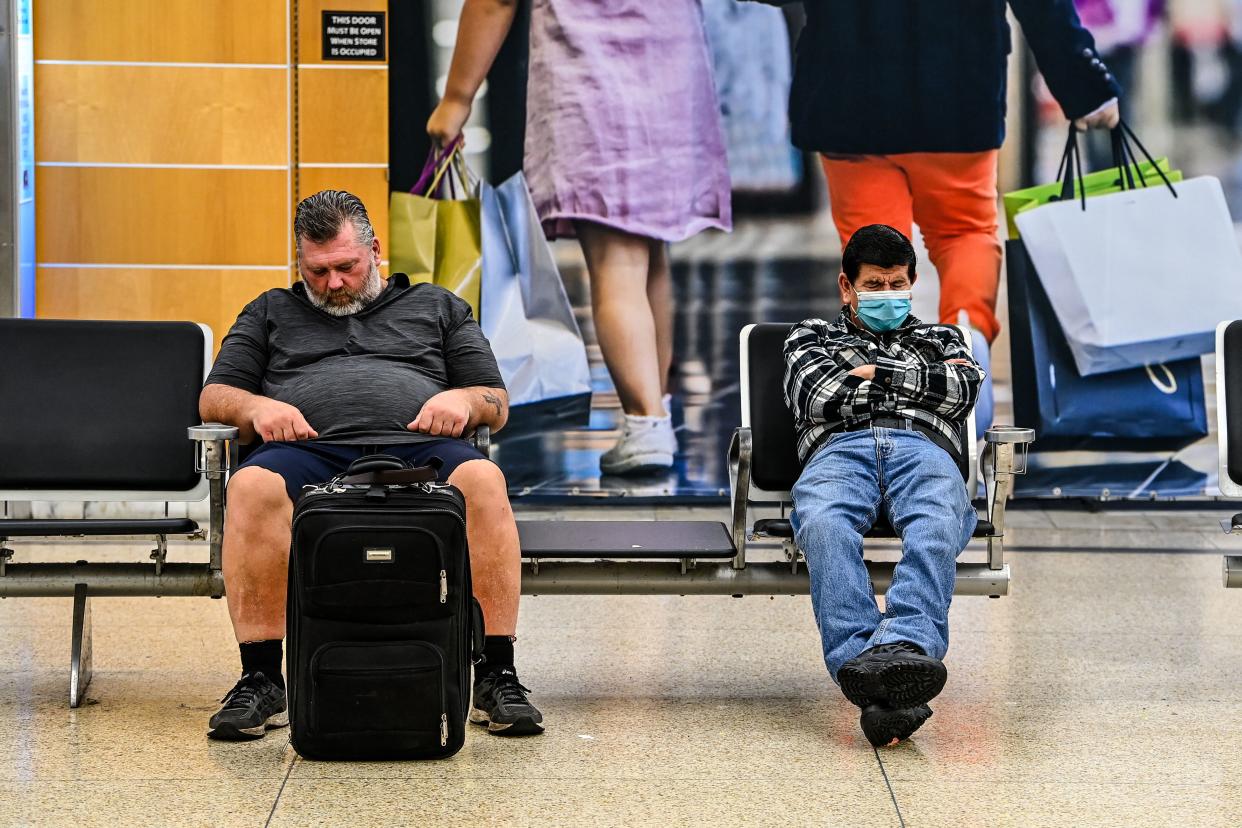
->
[783,224,984,748]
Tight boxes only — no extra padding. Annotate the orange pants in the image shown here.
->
[821,151,1002,342]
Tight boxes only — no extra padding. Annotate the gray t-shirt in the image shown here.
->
[205,274,504,444]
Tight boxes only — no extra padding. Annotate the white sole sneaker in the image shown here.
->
[600,451,674,476]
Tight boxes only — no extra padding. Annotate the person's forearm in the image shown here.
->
[443,0,519,106]
[463,386,509,433]
[873,359,984,420]
[199,383,260,443]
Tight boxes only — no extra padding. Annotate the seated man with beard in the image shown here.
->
[198,190,543,741]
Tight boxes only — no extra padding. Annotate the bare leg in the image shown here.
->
[647,239,673,400]
[222,467,293,643]
[449,460,520,636]
[576,221,665,417]
[222,462,519,641]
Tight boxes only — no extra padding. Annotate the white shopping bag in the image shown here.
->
[479,172,592,413]
[1015,175,1242,375]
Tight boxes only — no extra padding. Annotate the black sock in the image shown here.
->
[480,635,514,677]
[239,639,285,688]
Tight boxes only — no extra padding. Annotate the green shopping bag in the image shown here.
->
[1004,156,1180,240]
[388,138,482,317]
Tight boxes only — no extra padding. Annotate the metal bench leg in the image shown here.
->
[70,583,93,708]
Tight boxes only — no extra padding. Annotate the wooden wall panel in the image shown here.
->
[32,0,392,351]
[36,65,288,166]
[297,68,387,163]
[293,0,390,290]
[35,0,287,64]
[37,168,289,265]
[36,268,283,352]
[298,167,390,253]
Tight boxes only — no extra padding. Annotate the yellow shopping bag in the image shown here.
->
[388,140,482,317]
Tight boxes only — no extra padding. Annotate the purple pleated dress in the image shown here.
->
[524,0,733,242]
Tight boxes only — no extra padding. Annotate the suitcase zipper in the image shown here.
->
[293,505,465,599]
[440,713,448,747]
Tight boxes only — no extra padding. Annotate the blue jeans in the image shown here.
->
[790,428,976,681]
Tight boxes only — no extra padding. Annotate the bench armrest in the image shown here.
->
[188,424,239,442]
[472,424,491,459]
[981,426,1035,570]
[187,423,237,594]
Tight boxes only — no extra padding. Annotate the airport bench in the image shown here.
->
[515,323,1033,598]
[1216,321,1242,587]
[1,317,1032,709]
[0,319,233,707]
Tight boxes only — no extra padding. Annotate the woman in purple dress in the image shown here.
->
[428,0,732,476]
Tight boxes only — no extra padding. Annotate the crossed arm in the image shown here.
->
[783,321,984,425]
[198,384,509,444]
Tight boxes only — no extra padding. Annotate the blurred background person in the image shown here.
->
[427,0,732,477]
[1074,0,1165,169]
[780,0,1121,439]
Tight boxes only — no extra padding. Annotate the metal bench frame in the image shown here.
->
[1215,321,1242,587]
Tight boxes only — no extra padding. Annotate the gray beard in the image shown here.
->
[306,265,384,316]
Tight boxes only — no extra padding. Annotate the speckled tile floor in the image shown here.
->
[3,508,1242,827]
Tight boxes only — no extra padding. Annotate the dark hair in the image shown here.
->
[294,190,375,253]
[841,224,916,283]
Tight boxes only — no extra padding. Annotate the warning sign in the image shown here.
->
[322,11,386,61]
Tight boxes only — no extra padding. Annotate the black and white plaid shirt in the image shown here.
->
[782,308,985,464]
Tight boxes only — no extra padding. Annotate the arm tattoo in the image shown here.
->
[481,391,503,417]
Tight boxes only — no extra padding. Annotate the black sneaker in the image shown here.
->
[470,668,544,736]
[860,703,933,748]
[837,641,947,708]
[207,672,289,741]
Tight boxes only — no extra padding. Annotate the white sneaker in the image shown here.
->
[600,413,677,476]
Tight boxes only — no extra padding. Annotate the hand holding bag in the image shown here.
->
[389,138,483,317]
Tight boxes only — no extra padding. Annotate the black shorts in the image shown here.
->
[236,439,489,502]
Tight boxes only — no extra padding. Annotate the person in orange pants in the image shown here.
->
[821,152,1004,346]
[781,0,1123,436]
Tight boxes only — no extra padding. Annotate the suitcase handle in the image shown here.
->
[337,453,444,486]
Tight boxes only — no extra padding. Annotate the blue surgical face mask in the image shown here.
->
[854,289,912,332]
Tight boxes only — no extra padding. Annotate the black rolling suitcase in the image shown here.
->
[287,454,482,760]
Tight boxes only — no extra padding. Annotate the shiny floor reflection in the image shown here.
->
[494,256,843,502]
[3,514,1241,826]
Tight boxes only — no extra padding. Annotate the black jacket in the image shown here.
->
[786,0,1121,155]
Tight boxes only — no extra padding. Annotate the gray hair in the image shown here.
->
[294,189,375,253]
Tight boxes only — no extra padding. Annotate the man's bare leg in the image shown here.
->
[448,459,542,735]
[222,466,293,643]
[209,465,293,741]
[448,459,520,635]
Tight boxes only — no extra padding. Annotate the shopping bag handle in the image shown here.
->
[1056,121,1177,212]
[1055,125,1087,210]
[413,139,479,201]
[1113,120,1177,199]
[412,136,464,196]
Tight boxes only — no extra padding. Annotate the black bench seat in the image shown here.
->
[752,517,996,540]
[518,520,736,559]
[0,518,200,538]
